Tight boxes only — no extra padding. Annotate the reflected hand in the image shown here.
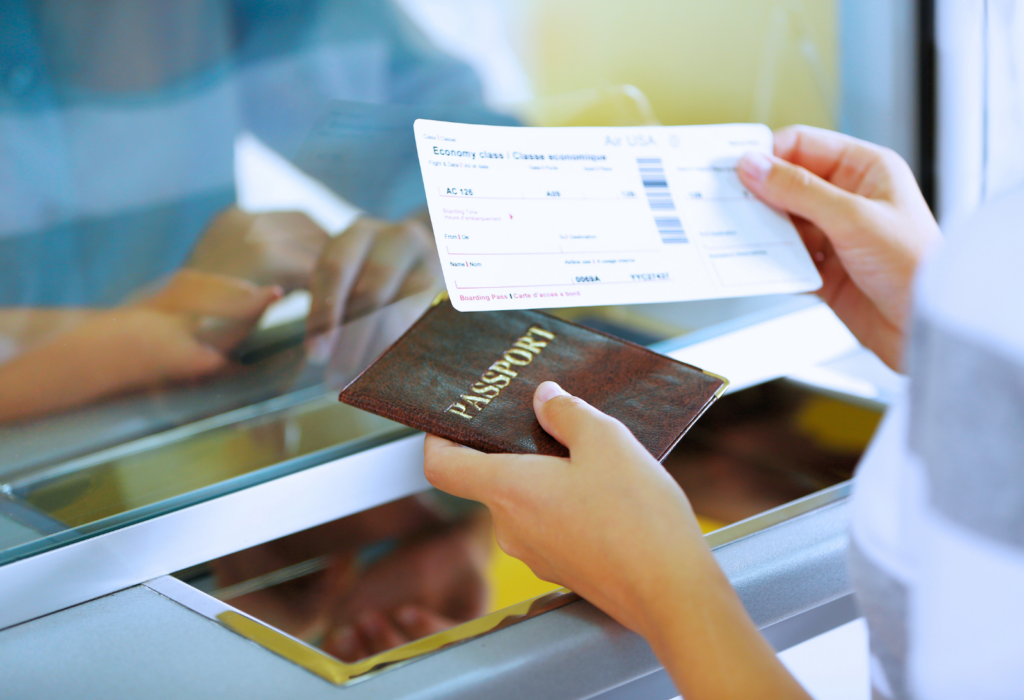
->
[209,498,489,660]
[325,605,461,663]
[187,206,330,292]
[0,270,280,422]
[141,269,282,355]
[208,496,441,639]
[736,125,942,370]
[306,215,439,358]
[321,518,491,662]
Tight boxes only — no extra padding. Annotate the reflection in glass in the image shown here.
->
[0,1,519,554]
[159,379,879,669]
[0,0,512,445]
[0,0,865,673]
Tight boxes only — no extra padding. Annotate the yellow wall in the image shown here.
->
[515,0,838,129]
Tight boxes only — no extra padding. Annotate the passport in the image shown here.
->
[339,297,728,460]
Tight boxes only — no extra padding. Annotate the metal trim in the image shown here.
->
[588,595,860,700]
[321,492,855,700]
[219,589,579,685]
[0,433,430,631]
[142,484,852,690]
[702,369,731,398]
[759,593,859,652]
[0,492,65,536]
[148,574,579,687]
[705,480,851,550]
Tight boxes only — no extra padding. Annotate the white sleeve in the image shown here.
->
[906,186,1024,699]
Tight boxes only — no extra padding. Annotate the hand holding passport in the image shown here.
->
[340,295,730,656]
[328,117,925,697]
[335,120,832,453]
[340,296,727,459]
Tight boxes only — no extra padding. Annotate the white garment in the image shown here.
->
[849,185,1024,699]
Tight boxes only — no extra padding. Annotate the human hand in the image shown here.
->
[187,206,330,292]
[0,271,280,423]
[736,125,942,371]
[70,270,280,394]
[140,269,282,356]
[423,383,809,700]
[321,519,490,661]
[209,495,438,639]
[210,498,488,660]
[306,215,439,360]
[423,382,711,642]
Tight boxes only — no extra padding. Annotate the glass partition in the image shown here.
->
[1,0,910,672]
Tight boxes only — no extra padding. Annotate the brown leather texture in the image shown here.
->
[339,300,726,460]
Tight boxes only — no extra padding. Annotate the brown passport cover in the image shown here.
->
[339,298,728,460]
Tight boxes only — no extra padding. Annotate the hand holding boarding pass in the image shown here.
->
[414,121,822,312]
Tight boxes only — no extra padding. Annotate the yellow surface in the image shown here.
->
[796,395,882,451]
[24,399,392,527]
[485,513,726,612]
[515,0,838,130]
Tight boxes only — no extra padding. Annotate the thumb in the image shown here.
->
[533,382,617,452]
[737,151,864,244]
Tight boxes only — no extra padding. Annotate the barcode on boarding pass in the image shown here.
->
[636,157,688,244]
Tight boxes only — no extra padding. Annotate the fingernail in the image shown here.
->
[395,606,419,628]
[738,152,772,182]
[536,381,568,404]
[331,626,356,655]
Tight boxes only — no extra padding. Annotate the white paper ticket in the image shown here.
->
[414,120,821,312]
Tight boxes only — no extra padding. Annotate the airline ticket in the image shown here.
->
[414,120,821,312]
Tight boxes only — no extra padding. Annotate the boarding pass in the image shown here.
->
[414,120,821,312]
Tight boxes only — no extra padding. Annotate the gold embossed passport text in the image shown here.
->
[339,300,727,460]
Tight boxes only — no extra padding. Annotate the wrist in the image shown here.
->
[615,515,720,640]
[633,542,725,646]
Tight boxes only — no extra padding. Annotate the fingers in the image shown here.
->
[353,611,407,656]
[325,611,407,662]
[146,270,282,319]
[245,211,330,290]
[186,344,229,375]
[248,212,329,256]
[189,207,331,290]
[393,605,456,638]
[772,124,911,194]
[773,125,878,176]
[325,623,367,661]
[307,224,375,338]
[339,220,433,321]
[324,606,458,662]
[425,384,631,500]
[307,218,436,340]
[163,333,227,378]
[143,270,282,357]
[533,382,626,453]
[737,150,869,249]
[125,309,228,381]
